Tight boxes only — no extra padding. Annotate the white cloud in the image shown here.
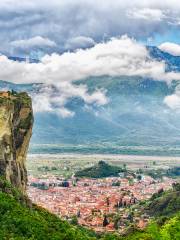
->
[31,82,108,117]
[164,83,180,110]
[1,35,180,84]
[1,0,180,56]
[65,36,95,50]
[32,89,75,118]
[1,36,180,116]
[164,94,180,110]
[32,94,53,112]
[11,36,56,49]
[127,8,166,21]
[158,42,180,56]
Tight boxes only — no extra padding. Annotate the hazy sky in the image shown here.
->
[1,0,180,57]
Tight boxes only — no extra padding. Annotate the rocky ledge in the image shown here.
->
[0,91,33,193]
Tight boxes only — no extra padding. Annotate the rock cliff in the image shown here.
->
[0,91,33,193]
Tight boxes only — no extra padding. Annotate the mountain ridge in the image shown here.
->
[1,47,180,154]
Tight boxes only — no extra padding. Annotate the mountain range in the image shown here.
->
[1,46,180,155]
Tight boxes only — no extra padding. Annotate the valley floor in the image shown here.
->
[27,153,180,178]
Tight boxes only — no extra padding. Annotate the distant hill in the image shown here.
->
[75,161,125,178]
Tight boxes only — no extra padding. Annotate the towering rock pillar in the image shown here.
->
[0,92,33,193]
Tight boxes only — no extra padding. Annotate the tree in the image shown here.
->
[113,217,121,230]
[172,183,180,191]
[77,210,81,218]
[103,215,109,227]
[137,168,143,174]
[128,178,134,185]
[106,197,110,206]
[112,181,121,186]
[70,215,78,225]
[11,89,17,95]
[137,175,142,181]
[123,163,127,170]
[127,212,133,223]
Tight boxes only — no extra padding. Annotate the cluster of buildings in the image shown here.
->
[0,90,18,98]
[27,175,175,233]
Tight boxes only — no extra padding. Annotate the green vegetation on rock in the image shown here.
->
[146,183,180,218]
[0,91,31,107]
[118,215,180,240]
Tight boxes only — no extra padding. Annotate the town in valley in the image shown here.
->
[27,154,179,233]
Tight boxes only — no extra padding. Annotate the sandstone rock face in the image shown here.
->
[0,92,33,193]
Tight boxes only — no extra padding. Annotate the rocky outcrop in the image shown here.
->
[0,92,33,193]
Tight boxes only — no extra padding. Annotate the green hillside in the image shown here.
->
[0,177,96,240]
[117,214,180,240]
[146,183,180,218]
[75,161,125,178]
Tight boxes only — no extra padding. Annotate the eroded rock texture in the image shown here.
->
[0,92,33,193]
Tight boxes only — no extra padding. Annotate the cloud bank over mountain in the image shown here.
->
[1,0,180,150]
[2,36,180,84]
[1,36,180,116]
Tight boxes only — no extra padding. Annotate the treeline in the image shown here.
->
[144,166,180,179]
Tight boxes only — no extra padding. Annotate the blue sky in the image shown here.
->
[147,31,180,46]
[0,0,180,57]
